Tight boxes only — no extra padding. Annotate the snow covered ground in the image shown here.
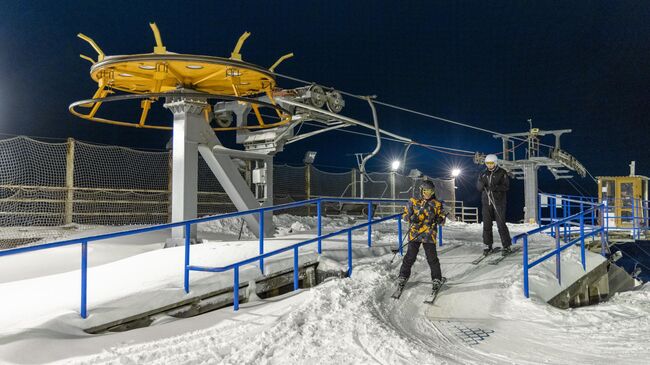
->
[0,216,648,364]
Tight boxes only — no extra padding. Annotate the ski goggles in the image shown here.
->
[485,161,496,167]
[421,188,435,194]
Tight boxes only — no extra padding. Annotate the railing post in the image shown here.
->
[632,198,636,239]
[601,203,608,257]
[367,202,372,247]
[438,226,443,247]
[555,226,561,286]
[347,230,353,277]
[293,247,299,291]
[184,223,191,293]
[81,240,88,319]
[233,265,240,311]
[562,199,569,242]
[580,214,586,271]
[550,197,556,237]
[259,211,264,275]
[397,216,403,256]
[523,236,530,298]
[579,200,585,233]
[317,200,322,254]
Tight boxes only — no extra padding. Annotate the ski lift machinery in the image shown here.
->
[70,23,406,244]
[473,125,588,224]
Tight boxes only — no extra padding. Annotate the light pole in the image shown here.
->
[451,168,461,220]
[390,160,401,213]
[304,151,317,215]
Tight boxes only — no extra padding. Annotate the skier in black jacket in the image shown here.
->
[476,154,512,256]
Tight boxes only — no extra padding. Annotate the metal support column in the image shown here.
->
[165,98,203,245]
[523,163,539,224]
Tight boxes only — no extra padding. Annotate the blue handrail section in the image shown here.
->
[0,197,432,318]
[539,192,649,240]
[516,203,607,298]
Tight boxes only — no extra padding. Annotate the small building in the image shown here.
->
[598,175,648,228]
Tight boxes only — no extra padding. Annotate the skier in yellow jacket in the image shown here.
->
[394,180,447,297]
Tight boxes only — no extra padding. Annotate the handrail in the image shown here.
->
[186,212,404,310]
[518,203,606,298]
[0,197,419,318]
[0,198,321,257]
[514,207,598,240]
[538,192,649,240]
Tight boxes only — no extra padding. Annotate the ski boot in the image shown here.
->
[431,277,446,291]
[424,277,447,304]
[391,276,408,299]
[501,246,512,256]
[483,246,493,256]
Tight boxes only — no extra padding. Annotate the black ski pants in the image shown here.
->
[398,241,442,281]
[482,194,512,248]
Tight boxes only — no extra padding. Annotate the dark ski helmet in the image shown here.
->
[419,180,436,197]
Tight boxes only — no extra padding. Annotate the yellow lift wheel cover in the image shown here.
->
[70,23,295,131]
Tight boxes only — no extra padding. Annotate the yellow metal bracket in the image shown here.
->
[149,22,167,54]
[139,99,153,127]
[269,53,294,72]
[79,54,96,64]
[77,33,105,62]
[230,32,251,60]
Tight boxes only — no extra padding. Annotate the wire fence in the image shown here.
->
[0,136,456,246]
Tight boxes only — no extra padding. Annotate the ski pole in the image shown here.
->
[390,231,425,265]
[390,222,412,254]
[389,217,447,265]
[484,188,502,222]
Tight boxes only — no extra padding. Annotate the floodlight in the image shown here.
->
[303,151,317,164]
[391,160,401,171]
[451,168,461,178]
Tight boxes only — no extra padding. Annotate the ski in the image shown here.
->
[424,278,448,304]
[487,246,521,265]
[471,247,501,265]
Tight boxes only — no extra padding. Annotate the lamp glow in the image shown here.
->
[391,160,401,171]
[451,168,461,178]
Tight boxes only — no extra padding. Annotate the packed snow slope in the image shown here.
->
[0,217,648,365]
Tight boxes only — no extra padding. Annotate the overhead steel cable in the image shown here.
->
[300,121,477,157]
[272,71,557,149]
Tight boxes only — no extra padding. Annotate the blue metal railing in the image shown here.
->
[539,193,649,240]
[186,211,404,310]
[517,203,607,298]
[0,197,434,317]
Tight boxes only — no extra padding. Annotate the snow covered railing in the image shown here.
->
[187,211,404,311]
[516,203,607,298]
[0,197,414,318]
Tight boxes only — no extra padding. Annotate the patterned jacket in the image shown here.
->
[403,197,445,243]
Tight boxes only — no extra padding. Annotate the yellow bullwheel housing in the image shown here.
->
[70,23,294,131]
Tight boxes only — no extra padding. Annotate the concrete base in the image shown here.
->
[547,260,609,309]
[84,260,334,334]
[608,262,639,294]
[546,259,640,309]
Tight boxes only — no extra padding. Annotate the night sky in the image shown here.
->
[1,1,649,220]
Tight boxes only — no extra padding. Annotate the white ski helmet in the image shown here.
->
[485,154,498,164]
